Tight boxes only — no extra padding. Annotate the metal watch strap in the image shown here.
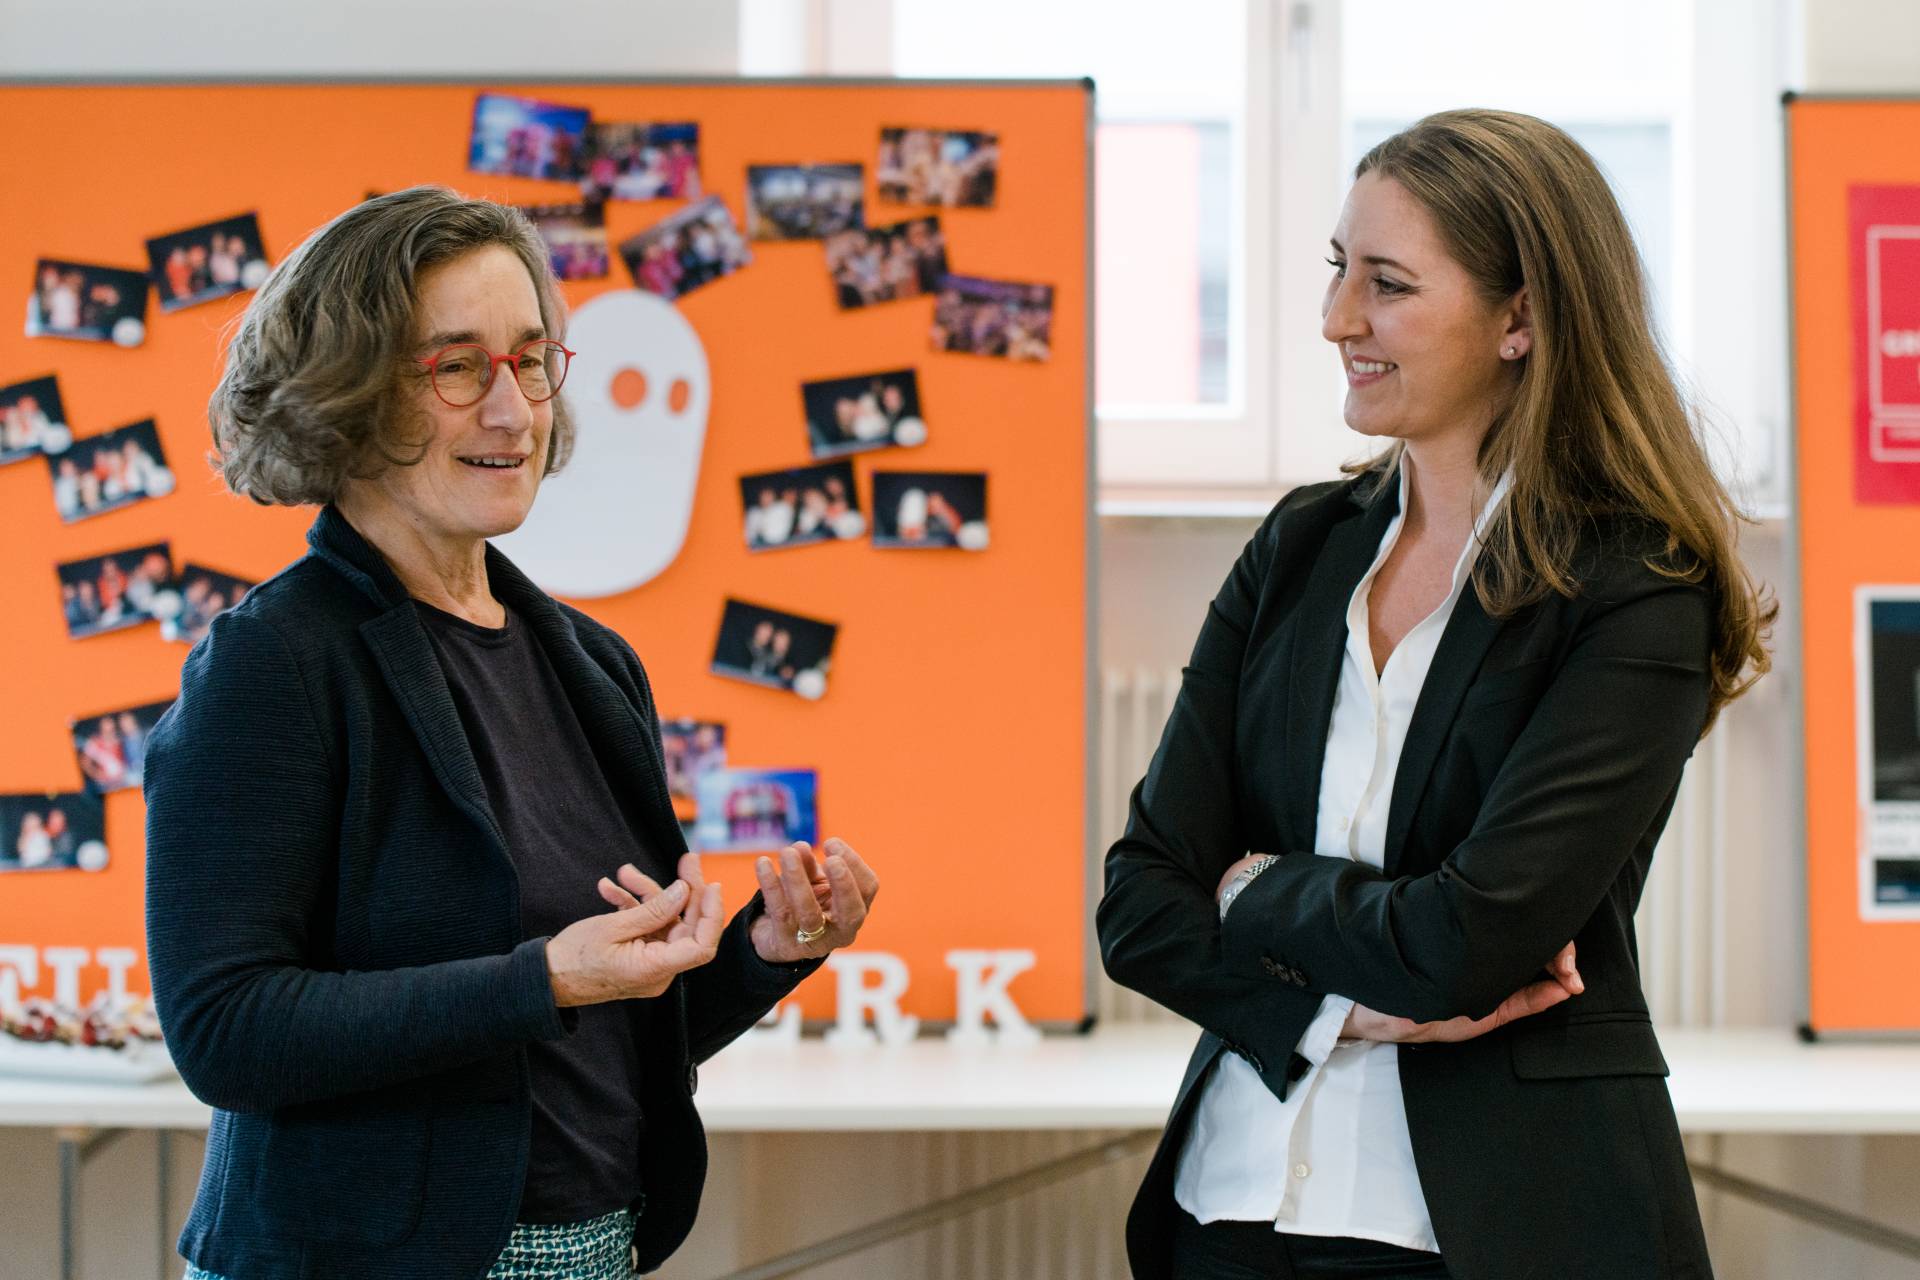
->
[1217,854,1280,920]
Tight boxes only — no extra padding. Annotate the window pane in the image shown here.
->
[1341,0,1687,338]
[894,0,1245,410]
[1347,120,1673,335]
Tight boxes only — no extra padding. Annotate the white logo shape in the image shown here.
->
[497,290,711,597]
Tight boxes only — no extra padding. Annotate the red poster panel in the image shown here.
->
[1850,184,1920,503]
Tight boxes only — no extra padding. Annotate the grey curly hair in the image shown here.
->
[208,186,574,505]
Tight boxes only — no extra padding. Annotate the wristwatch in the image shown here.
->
[1218,854,1280,921]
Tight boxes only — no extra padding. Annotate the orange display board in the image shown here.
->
[0,81,1092,1027]
[1787,95,1920,1034]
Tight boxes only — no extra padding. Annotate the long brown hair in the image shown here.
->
[1347,109,1774,735]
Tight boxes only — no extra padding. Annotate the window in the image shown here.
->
[894,0,1248,415]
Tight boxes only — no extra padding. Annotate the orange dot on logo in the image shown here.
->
[610,367,648,409]
[668,378,692,414]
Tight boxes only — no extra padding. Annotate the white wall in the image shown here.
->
[0,0,741,76]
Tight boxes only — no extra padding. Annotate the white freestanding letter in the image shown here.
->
[43,947,91,1011]
[95,948,139,1002]
[945,949,1040,1045]
[824,951,919,1047]
[0,946,38,1016]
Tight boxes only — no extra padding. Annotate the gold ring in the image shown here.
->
[795,921,830,946]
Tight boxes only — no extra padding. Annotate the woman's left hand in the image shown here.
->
[749,838,879,963]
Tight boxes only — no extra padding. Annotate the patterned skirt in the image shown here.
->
[183,1207,636,1280]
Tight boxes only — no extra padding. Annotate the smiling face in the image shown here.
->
[1322,170,1528,450]
[344,244,553,545]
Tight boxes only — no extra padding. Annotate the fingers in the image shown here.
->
[824,852,869,938]
[691,881,724,950]
[615,863,664,902]
[780,845,828,934]
[608,878,688,937]
[678,850,707,894]
[755,855,794,930]
[827,838,880,906]
[598,876,641,910]
[1548,941,1584,995]
[1511,977,1573,1019]
[646,882,726,975]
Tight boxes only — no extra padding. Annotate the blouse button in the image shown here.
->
[1293,1162,1312,1179]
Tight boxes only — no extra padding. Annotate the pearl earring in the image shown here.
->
[1504,346,1518,358]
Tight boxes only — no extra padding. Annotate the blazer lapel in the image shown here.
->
[1382,572,1502,875]
[360,607,510,858]
[299,506,509,857]
[1282,480,1400,853]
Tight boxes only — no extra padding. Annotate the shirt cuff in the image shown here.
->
[1294,994,1354,1068]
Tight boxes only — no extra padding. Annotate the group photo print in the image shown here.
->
[801,367,929,458]
[25,259,149,346]
[0,374,71,463]
[709,597,838,700]
[45,418,175,523]
[55,543,173,641]
[739,458,864,551]
[0,792,107,873]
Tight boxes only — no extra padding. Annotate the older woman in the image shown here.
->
[143,187,879,1280]
[1100,111,1774,1279]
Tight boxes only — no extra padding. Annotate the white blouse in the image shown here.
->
[1173,457,1512,1251]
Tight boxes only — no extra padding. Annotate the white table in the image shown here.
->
[9,1025,1920,1278]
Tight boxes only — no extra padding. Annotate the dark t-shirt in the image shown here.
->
[416,598,659,1225]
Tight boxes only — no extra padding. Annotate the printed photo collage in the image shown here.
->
[2,365,254,875]
[467,93,1051,360]
[25,211,272,349]
[462,93,1038,855]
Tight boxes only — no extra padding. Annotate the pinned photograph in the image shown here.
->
[45,418,175,523]
[162,563,256,647]
[872,471,990,551]
[877,127,1000,208]
[467,92,591,181]
[711,599,837,700]
[619,196,752,301]
[1854,586,1920,919]
[745,164,864,241]
[0,793,108,873]
[56,542,173,640]
[931,274,1055,362]
[26,260,150,347]
[825,216,949,308]
[739,459,864,551]
[1,374,71,464]
[71,698,173,797]
[801,368,928,458]
[145,212,270,312]
[520,201,610,281]
[581,121,701,201]
[693,768,819,854]
[660,719,727,803]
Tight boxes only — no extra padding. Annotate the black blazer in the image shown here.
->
[1098,473,1716,1280]
[144,506,814,1280]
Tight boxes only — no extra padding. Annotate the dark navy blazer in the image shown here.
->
[1099,474,1718,1280]
[144,505,813,1280]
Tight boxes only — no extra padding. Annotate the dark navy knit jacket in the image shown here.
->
[143,505,815,1280]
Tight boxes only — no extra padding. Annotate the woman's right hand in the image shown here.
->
[545,871,725,1007]
[1340,942,1583,1044]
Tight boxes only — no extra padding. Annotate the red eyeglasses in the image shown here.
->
[416,339,575,407]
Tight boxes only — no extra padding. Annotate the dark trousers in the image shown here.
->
[1171,1207,1452,1280]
